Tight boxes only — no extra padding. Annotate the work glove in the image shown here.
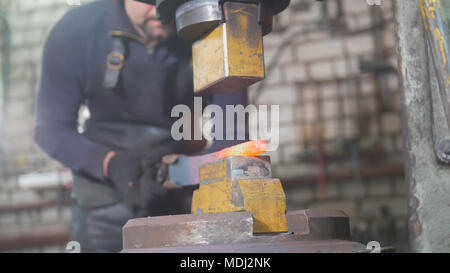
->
[106,141,179,213]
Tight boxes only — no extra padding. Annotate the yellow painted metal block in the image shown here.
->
[192,176,288,233]
[191,178,244,214]
[191,189,200,214]
[192,25,226,93]
[192,2,265,94]
[225,3,265,80]
[238,179,288,233]
[199,159,228,183]
[193,156,287,233]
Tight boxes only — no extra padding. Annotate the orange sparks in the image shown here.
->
[218,139,268,158]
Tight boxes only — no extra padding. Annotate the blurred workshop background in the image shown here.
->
[0,0,407,252]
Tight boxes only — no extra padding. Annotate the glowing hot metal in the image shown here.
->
[168,140,268,186]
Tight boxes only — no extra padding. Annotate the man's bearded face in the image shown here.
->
[124,0,175,43]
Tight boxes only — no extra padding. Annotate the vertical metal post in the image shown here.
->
[395,1,450,252]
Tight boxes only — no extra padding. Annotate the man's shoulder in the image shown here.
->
[53,0,109,37]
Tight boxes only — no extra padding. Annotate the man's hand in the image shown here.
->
[104,142,180,212]
[104,150,145,211]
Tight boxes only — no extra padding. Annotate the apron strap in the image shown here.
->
[104,37,127,92]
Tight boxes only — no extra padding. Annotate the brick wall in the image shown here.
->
[0,0,87,252]
[251,0,408,251]
[0,0,92,180]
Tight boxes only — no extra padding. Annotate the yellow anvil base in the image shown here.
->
[191,178,288,234]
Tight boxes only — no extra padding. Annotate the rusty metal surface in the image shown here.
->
[122,209,359,253]
[123,212,254,250]
[287,210,351,240]
[123,239,368,253]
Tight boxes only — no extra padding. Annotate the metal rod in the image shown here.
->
[0,225,71,252]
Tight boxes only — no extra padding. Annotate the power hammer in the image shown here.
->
[136,0,290,94]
